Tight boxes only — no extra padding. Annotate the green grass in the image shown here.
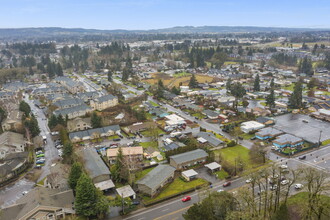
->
[208,88,218,91]
[140,128,165,137]
[135,167,155,181]
[215,170,229,180]
[322,139,330,146]
[37,177,46,186]
[108,135,120,140]
[214,145,252,168]
[142,178,208,203]
[140,141,158,149]
[149,101,159,107]
[192,112,205,119]
[241,133,255,140]
[173,72,192,77]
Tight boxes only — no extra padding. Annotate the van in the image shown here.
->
[302,119,309,123]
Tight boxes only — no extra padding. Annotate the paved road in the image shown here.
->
[0,91,60,208]
[122,178,246,220]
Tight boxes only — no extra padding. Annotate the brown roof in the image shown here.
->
[107,146,143,157]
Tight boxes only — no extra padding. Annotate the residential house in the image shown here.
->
[67,117,92,132]
[0,132,26,159]
[126,122,158,134]
[90,94,118,111]
[255,127,284,140]
[107,146,144,165]
[0,187,75,220]
[273,134,304,149]
[69,125,120,143]
[78,148,115,191]
[202,110,219,119]
[0,152,28,184]
[54,77,85,94]
[53,98,85,109]
[1,110,23,132]
[77,91,100,102]
[0,91,16,101]
[53,104,92,119]
[170,149,208,170]
[137,165,175,197]
[196,132,224,147]
[256,117,275,126]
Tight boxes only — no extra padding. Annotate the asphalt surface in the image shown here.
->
[0,91,60,208]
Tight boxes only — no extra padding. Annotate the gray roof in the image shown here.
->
[0,188,74,220]
[197,132,224,146]
[53,98,84,109]
[256,127,283,137]
[137,165,175,191]
[202,109,219,117]
[95,94,117,103]
[274,134,303,145]
[69,125,120,140]
[80,148,110,180]
[170,149,208,164]
[164,142,181,151]
[53,103,92,116]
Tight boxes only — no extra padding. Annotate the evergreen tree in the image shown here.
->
[270,78,275,89]
[48,114,58,129]
[189,74,198,88]
[289,81,303,109]
[226,78,232,92]
[75,173,98,217]
[158,79,164,89]
[107,70,113,82]
[266,88,276,108]
[56,63,63,76]
[19,101,31,116]
[29,66,34,75]
[57,114,65,126]
[253,74,260,91]
[171,86,180,95]
[230,82,246,110]
[298,57,313,76]
[24,115,40,137]
[91,111,102,128]
[63,142,73,163]
[68,162,83,190]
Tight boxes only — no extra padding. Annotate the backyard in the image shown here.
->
[142,177,209,204]
[214,145,253,169]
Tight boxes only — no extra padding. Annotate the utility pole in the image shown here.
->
[318,130,323,148]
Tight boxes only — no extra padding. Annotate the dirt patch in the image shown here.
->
[25,169,43,183]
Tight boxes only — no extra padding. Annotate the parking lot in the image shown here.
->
[274,113,330,143]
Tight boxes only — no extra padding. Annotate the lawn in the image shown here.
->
[141,128,165,137]
[149,101,159,107]
[322,139,330,146]
[214,145,252,168]
[140,141,158,149]
[241,133,255,140]
[142,178,208,203]
[173,72,191,77]
[192,112,205,119]
[135,167,155,181]
[108,135,120,140]
[215,170,229,180]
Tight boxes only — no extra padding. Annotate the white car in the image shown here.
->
[270,184,278,191]
[281,180,289,185]
[245,178,252,184]
[279,164,288,169]
[294,184,304,189]
[217,189,224,192]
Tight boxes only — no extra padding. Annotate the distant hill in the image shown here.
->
[0,26,328,39]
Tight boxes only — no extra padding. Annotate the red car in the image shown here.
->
[223,181,232,187]
[182,196,191,202]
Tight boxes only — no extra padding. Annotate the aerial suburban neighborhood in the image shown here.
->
[1,1,330,220]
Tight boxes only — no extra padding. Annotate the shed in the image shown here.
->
[181,169,198,181]
[205,162,221,172]
[116,185,136,199]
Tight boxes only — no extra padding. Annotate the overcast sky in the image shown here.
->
[1,0,330,29]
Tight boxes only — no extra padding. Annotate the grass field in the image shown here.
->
[149,100,159,107]
[215,170,229,180]
[142,178,208,203]
[143,73,215,88]
[214,145,252,168]
[173,72,191,77]
[140,141,158,149]
[140,128,165,137]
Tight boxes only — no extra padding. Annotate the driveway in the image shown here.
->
[195,167,219,184]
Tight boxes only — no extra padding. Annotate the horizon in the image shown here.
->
[1,0,330,29]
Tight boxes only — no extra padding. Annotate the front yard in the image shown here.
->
[142,177,209,204]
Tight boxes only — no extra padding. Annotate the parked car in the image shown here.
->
[294,183,304,189]
[238,136,243,140]
[113,138,121,142]
[281,180,289,185]
[22,191,28,195]
[245,178,252,184]
[279,164,288,169]
[250,136,256,140]
[182,196,191,202]
[270,184,278,191]
[217,189,224,192]
[223,181,232,187]
[298,155,306,160]
[36,154,45,158]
